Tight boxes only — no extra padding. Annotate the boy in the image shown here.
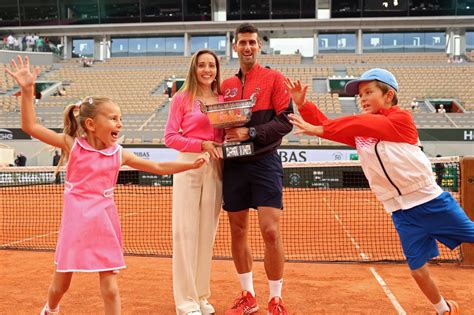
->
[285,69,474,315]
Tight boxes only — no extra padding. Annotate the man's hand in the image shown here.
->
[224,127,250,142]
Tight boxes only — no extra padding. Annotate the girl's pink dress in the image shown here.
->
[54,137,125,272]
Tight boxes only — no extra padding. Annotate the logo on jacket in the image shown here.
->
[224,88,238,99]
[355,137,378,149]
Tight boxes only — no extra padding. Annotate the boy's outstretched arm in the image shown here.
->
[285,78,329,126]
[4,56,71,151]
[122,150,209,175]
[321,111,418,145]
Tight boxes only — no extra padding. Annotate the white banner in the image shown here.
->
[126,147,358,163]
[278,148,357,162]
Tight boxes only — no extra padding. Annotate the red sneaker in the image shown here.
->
[224,291,259,315]
[442,300,459,315]
[268,296,288,315]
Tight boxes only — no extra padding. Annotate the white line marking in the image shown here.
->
[370,267,406,315]
[122,210,149,217]
[324,197,369,261]
[2,210,146,247]
[1,231,59,247]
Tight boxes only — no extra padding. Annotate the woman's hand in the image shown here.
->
[4,56,41,90]
[202,140,223,159]
[284,78,308,109]
[288,113,323,136]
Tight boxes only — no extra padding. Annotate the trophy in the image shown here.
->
[199,93,257,159]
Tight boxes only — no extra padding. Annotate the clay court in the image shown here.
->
[1,173,473,314]
[1,250,473,314]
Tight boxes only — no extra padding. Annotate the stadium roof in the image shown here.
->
[2,16,473,37]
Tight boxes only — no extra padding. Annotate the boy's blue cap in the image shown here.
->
[345,68,399,96]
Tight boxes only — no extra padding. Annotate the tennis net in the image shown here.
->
[0,156,464,263]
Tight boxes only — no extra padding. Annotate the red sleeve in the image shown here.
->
[298,105,418,148]
[322,109,419,145]
[297,101,356,147]
[298,101,329,125]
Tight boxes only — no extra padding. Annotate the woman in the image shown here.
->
[165,49,224,315]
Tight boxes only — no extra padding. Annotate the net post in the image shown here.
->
[460,156,474,267]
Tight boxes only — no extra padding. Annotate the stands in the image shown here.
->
[1,53,473,145]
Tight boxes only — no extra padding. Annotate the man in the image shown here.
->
[221,23,292,315]
[7,34,15,50]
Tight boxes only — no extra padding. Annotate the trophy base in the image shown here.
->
[222,142,254,159]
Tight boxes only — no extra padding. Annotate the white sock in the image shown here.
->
[268,279,283,301]
[43,303,59,314]
[433,297,449,315]
[238,271,255,296]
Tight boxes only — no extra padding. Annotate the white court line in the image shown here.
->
[364,198,380,206]
[2,210,145,247]
[323,197,369,261]
[2,210,150,248]
[364,198,389,213]
[1,231,59,247]
[122,210,149,217]
[370,267,406,315]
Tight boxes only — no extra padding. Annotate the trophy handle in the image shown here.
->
[249,92,257,105]
[197,99,207,113]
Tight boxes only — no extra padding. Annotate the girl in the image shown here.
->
[285,69,474,315]
[5,56,209,315]
[164,49,223,315]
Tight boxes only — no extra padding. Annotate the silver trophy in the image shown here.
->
[199,93,257,159]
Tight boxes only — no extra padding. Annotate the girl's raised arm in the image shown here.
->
[5,56,73,152]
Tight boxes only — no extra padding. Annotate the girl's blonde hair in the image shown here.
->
[54,96,115,174]
[179,49,221,108]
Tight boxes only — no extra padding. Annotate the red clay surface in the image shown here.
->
[1,250,473,314]
[1,184,471,314]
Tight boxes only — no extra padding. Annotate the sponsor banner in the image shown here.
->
[126,147,178,161]
[278,148,358,162]
[138,173,173,186]
[124,147,360,187]
[0,128,20,140]
[125,147,358,163]
[418,129,474,141]
[116,169,173,186]
[283,166,369,189]
[0,171,55,186]
[0,128,62,140]
[2,128,472,141]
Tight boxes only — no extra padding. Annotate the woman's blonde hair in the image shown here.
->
[54,96,115,174]
[179,49,221,107]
